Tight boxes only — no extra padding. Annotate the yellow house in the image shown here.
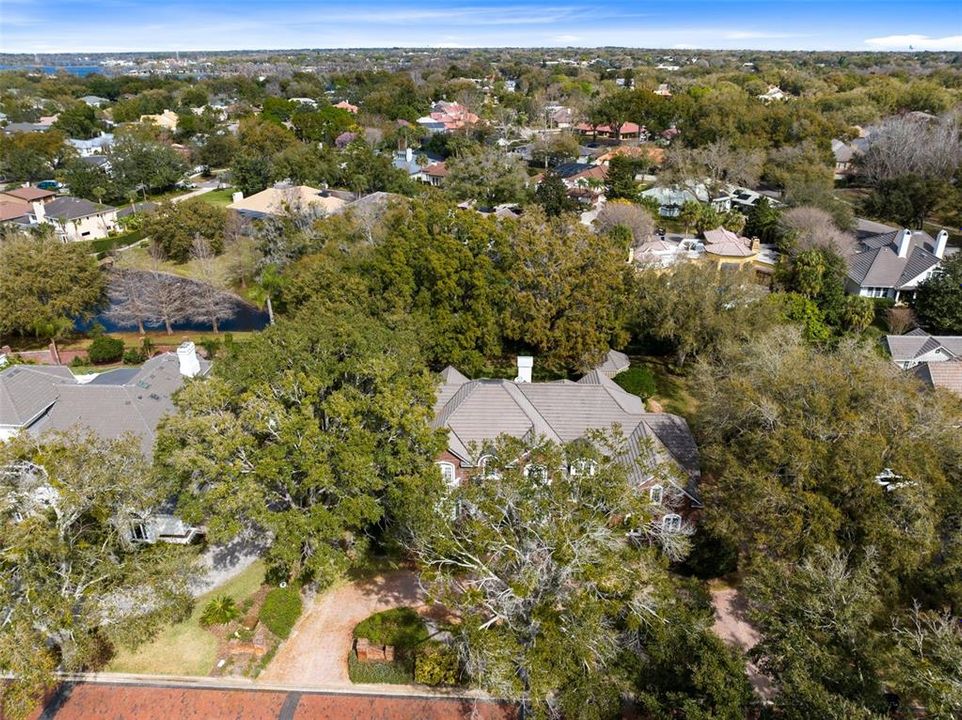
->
[702,226,776,279]
[139,109,179,131]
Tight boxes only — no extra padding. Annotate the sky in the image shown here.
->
[1,0,960,54]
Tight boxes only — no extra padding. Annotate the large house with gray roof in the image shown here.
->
[885,330,962,370]
[0,342,208,454]
[432,357,701,514]
[846,228,949,302]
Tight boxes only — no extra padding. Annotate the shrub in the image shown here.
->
[613,366,658,400]
[69,355,88,368]
[415,641,460,686]
[260,585,302,639]
[199,595,240,627]
[87,335,124,364]
[348,650,414,684]
[353,607,428,648]
[123,348,147,365]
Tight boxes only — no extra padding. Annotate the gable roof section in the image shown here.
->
[44,196,115,220]
[848,230,941,289]
[915,361,962,396]
[0,366,75,427]
[886,334,962,363]
[433,368,699,480]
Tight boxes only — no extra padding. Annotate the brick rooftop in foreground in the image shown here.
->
[29,681,519,720]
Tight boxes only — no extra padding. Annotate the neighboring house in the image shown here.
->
[653,83,672,97]
[757,86,788,103]
[68,132,114,157]
[417,101,479,133]
[544,104,575,128]
[419,162,448,187]
[702,226,778,276]
[885,330,962,369]
[846,229,948,301]
[641,184,732,217]
[574,121,645,139]
[728,186,781,212]
[34,196,119,241]
[831,137,868,180]
[1,122,51,134]
[595,349,631,378]
[0,344,209,544]
[554,162,607,189]
[914,361,962,397]
[0,343,208,453]
[227,185,347,219]
[633,237,704,268]
[392,148,444,179]
[80,154,112,172]
[0,186,57,205]
[596,144,666,168]
[139,109,179,131]
[80,95,110,107]
[289,97,318,108]
[431,357,701,517]
[334,100,359,114]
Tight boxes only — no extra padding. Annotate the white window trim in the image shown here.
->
[524,463,549,484]
[649,484,664,504]
[569,458,598,477]
[662,513,682,533]
[436,461,458,488]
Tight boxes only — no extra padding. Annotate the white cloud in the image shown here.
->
[864,34,962,50]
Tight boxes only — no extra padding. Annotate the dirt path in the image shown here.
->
[710,585,777,702]
[259,570,425,686]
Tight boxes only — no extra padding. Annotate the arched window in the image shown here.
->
[436,461,458,488]
[524,463,549,484]
[478,454,501,480]
[569,458,598,477]
[662,514,682,533]
[649,484,663,504]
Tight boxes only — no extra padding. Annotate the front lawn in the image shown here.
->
[199,187,237,206]
[108,560,266,676]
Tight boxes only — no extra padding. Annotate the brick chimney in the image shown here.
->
[896,229,913,259]
[933,229,949,259]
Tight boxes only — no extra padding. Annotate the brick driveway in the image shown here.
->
[30,682,518,720]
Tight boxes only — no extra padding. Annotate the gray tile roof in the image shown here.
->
[885,334,962,364]
[847,230,940,289]
[0,353,208,455]
[594,349,630,377]
[433,365,700,495]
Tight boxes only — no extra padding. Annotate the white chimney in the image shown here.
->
[31,201,46,223]
[177,341,201,378]
[515,356,533,384]
[897,229,913,259]
[934,230,949,259]
[231,191,244,204]
[405,147,413,163]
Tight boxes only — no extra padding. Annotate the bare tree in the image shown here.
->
[858,113,962,185]
[142,246,189,335]
[886,307,917,335]
[779,206,857,256]
[106,269,153,335]
[595,200,655,248]
[188,235,234,333]
[664,141,764,197]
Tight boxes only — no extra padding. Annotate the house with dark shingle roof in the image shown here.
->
[0,343,209,455]
[432,356,701,519]
[846,228,949,302]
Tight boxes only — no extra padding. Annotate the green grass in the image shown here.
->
[348,651,417,684]
[108,560,266,676]
[631,354,697,418]
[199,187,237,207]
[85,229,148,258]
[613,365,658,399]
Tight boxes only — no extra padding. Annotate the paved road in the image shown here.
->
[260,570,425,687]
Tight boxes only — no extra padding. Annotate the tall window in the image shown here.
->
[436,461,458,488]
[478,454,500,480]
[662,514,682,533]
[524,464,549,484]
[569,458,598,477]
[649,484,664,504]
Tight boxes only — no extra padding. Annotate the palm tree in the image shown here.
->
[250,264,284,326]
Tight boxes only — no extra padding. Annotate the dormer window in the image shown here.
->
[436,461,458,489]
[662,514,682,533]
[649,485,663,504]
[569,458,597,477]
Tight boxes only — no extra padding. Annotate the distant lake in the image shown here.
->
[0,65,104,76]
[78,271,271,334]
